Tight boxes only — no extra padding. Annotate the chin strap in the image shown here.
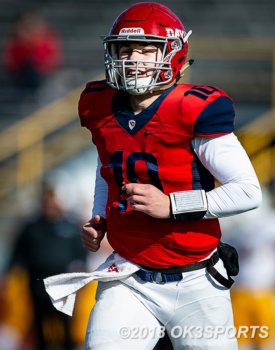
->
[180,58,194,77]
[155,59,194,92]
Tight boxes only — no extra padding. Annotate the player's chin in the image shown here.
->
[90,245,100,252]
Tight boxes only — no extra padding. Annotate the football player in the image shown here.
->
[79,3,262,349]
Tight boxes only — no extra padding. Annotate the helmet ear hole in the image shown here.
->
[178,56,185,64]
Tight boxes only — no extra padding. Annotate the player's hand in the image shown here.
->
[81,215,107,252]
[122,183,171,219]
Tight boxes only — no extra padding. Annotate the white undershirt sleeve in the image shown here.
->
[191,133,262,218]
[92,156,108,219]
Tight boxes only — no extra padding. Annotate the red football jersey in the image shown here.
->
[79,81,235,268]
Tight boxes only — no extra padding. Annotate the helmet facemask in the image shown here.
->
[103,33,191,95]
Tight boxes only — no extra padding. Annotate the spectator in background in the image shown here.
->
[0,183,89,350]
[224,180,275,350]
[2,11,62,94]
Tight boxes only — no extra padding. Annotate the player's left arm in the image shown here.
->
[189,88,261,218]
[192,132,262,218]
[122,132,262,220]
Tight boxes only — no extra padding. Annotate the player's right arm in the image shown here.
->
[81,215,106,252]
[81,155,108,252]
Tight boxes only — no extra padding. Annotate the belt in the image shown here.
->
[136,270,183,284]
[135,251,233,288]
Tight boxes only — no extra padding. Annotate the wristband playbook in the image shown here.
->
[169,190,208,220]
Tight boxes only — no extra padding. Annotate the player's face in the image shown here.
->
[118,42,162,78]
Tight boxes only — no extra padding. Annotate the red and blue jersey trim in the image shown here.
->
[193,96,235,137]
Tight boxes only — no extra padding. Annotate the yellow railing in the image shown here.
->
[237,107,275,185]
[0,85,83,198]
[0,85,85,163]
[0,75,104,200]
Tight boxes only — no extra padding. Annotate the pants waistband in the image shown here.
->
[136,252,219,284]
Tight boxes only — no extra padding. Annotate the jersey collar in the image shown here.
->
[111,85,177,135]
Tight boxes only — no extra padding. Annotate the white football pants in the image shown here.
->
[84,258,238,349]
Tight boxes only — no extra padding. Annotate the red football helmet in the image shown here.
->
[103,2,192,95]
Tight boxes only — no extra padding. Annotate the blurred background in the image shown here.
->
[0,0,274,349]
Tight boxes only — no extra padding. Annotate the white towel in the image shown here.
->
[43,252,140,316]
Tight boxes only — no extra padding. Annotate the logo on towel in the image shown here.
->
[107,264,119,273]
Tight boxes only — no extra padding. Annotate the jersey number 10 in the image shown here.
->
[108,150,164,212]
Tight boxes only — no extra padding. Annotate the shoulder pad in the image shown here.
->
[78,80,116,127]
[179,85,235,137]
